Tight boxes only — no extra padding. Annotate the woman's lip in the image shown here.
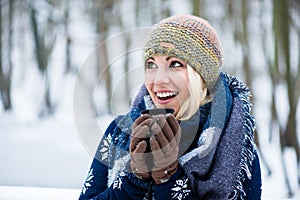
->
[155,96,176,105]
[155,95,176,105]
[154,90,176,93]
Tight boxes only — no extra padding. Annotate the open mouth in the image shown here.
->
[155,91,178,101]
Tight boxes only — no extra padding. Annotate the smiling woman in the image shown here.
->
[79,15,262,200]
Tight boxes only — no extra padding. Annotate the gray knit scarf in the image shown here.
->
[178,73,256,199]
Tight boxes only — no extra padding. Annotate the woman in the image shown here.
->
[79,15,262,200]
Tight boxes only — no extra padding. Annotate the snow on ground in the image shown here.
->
[0,111,89,189]
[0,109,113,199]
[0,186,79,200]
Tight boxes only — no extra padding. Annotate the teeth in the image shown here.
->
[156,92,178,98]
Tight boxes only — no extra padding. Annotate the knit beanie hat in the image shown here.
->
[144,15,223,90]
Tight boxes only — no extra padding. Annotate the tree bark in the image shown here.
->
[0,0,13,111]
[97,0,113,114]
[29,2,56,115]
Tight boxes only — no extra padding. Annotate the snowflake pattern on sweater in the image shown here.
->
[171,178,191,200]
[81,168,94,195]
[99,133,112,162]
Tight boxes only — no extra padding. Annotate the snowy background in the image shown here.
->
[0,0,299,199]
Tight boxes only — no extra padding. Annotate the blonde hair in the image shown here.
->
[176,65,210,121]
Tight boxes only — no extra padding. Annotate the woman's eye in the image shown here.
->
[170,61,183,68]
[146,62,157,69]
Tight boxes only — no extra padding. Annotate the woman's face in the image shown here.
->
[145,55,189,115]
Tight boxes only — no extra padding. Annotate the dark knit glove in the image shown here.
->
[130,114,154,180]
[150,114,181,184]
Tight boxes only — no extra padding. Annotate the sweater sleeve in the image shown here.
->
[78,119,151,200]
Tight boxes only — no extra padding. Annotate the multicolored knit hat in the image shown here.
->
[144,15,223,90]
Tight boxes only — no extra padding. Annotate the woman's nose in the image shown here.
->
[154,68,170,85]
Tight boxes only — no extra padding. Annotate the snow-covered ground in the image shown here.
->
[0,186,79,200]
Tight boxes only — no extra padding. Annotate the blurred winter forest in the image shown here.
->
[0,0,300,199]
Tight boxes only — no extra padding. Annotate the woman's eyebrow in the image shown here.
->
[166,57,172,61]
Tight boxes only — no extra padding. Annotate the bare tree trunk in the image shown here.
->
[134,0,140,26]
[273,0,300,196]
[0,2,3,109]
[97,0,113,114]
[192,0,202,16]
[241,0,274,177]
[0,0,13,111]
[240,0,251,87]
[64,0,72,74]
[29,2,56,116]
[112,2,131,106]
[6,0,13,110]
[161,0,171,17]
[121,28,131,104]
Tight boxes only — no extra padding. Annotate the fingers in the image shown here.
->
[153,114,181,146]
[131,113,180,154]
[130,126,149,152]
[149,136,164,158]
[130,141,150,177]
[130,115,154,180]
[166,114,180,136]
[134,140,147,154]
[151,123,169,149]
[149,136,160,151]
[155,115,174,142]
[131,141,147,167]
[132,118,153,137]
[150,117,179,164]
[150,125,173,155]
[150,135,177,171]
[130,114,154,152]
[133,114,152,128]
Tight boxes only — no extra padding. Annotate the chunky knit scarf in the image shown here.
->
[178,73,256,199]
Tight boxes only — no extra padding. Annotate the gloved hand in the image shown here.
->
[150,114,181,184]
[130,114,154,180]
